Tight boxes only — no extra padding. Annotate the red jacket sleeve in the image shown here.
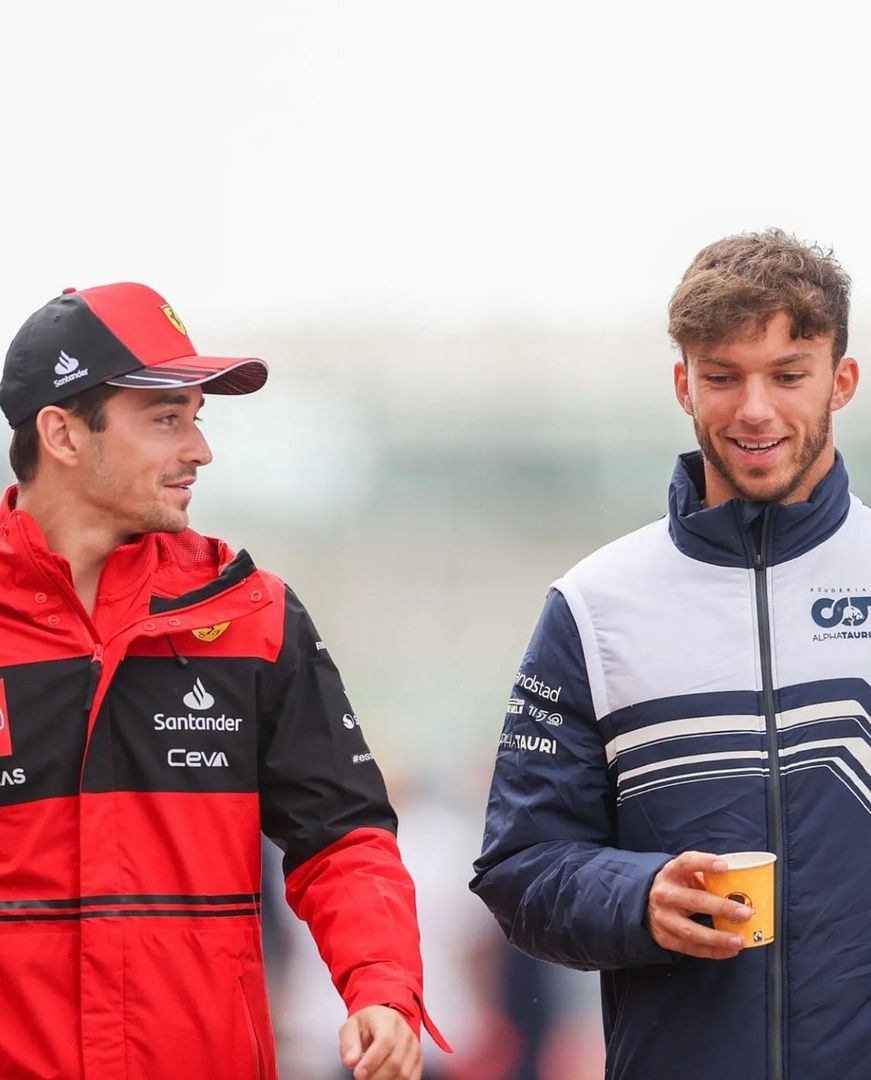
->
[285,826,451,1051]
[258,588,450,1051]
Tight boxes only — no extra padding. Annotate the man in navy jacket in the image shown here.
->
[472,230,866,1079]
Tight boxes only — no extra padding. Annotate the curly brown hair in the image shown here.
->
[668,229,850,363]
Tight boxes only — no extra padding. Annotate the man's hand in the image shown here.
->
[647,851,751,959]
[339,1005,423,1080]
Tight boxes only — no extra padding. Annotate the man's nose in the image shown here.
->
[183,426,213,467]
[734,377,776,426]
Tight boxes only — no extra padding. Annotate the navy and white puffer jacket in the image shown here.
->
[472,450,871,1080]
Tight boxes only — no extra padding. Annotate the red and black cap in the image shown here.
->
[0,282,269,428]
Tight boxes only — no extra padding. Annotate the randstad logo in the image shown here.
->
[53,350,89,389]
[514,672,562,703]
[183,678,215,710]
[811,596,871,628]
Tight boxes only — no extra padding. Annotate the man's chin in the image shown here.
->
[722,465,802,504]
[138,511,189,535]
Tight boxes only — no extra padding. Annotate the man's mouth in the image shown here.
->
[166,476,196,489]
[728,437,786,456]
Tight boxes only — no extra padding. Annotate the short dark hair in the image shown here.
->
[668,228,851,364]
[10,383,124,485]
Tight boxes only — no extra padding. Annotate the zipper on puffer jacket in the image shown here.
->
[750,505,784,1080]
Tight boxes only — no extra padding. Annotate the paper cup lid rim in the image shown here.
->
[718,851,777,868]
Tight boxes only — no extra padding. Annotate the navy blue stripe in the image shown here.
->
[777,677,871,711]
[601,678,871,749]
[599,690,761,746]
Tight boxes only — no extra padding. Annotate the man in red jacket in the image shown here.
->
[0,283,448,1079]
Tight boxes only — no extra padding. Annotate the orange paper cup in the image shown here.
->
[703,851,776,948]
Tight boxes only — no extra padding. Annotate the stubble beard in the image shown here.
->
[87,444,191,536]
[138,474,192,535]
[693,407,832,504]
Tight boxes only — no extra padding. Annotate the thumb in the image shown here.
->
[339,1017,364,1068]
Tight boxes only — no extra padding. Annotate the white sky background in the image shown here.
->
[1,0,870,336]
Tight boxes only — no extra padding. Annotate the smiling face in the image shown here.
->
[674,310,859,507]
[75,387,212,536]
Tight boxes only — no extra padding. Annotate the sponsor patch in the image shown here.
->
[514,672,561,702]
[528,704,563,725]
[161,304,188,336]
[0,679,11,756]
[168,748,229,767]
[192,622,230,643]
[499,732,557,755]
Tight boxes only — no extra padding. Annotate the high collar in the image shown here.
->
[0,485,161,626]
[667,450,851,568]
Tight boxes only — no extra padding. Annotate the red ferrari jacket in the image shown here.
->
[0,488,447,1079]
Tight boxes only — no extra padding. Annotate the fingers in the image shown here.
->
[339,1017,364,1070]
[649,895,747,959]
[353,1031,422,1080]
[667,850,729,878]
[647,851,752,959]
[339,1007,423,1080]
[654,881,752,923]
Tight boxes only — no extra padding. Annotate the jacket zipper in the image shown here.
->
[750,506,784,1080]
[83,644,104,714]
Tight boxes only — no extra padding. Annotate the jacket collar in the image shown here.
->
[0,485,160,601]
[667,450,851,567]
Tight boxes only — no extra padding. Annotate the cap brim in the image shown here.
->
[105,354,268,395]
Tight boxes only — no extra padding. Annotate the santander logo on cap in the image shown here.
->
[54,350,79,376]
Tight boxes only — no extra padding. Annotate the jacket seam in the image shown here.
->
[551,579,611,720]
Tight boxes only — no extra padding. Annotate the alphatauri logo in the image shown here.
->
[53,350,89,389]
[183,678,215,710]
[812,595,871,628]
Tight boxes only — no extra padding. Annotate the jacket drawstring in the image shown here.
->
[166,635,189,668]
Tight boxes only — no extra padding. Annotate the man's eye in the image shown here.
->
[704,375,733,385]
[777,373,805,384]
[157,413,178,424]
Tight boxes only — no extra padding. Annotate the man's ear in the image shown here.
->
[831,356,859,414]
[674,360,694,417]
[34,407,91,468]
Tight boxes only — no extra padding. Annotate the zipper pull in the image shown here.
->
[84,645,104,713]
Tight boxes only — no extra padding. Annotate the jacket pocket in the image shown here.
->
[605,971,631,1078]
[238,975,265,1080]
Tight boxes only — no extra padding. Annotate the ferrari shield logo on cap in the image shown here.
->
[161,304,188,336]
[192,622,231,643]
[0,679,12,756]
